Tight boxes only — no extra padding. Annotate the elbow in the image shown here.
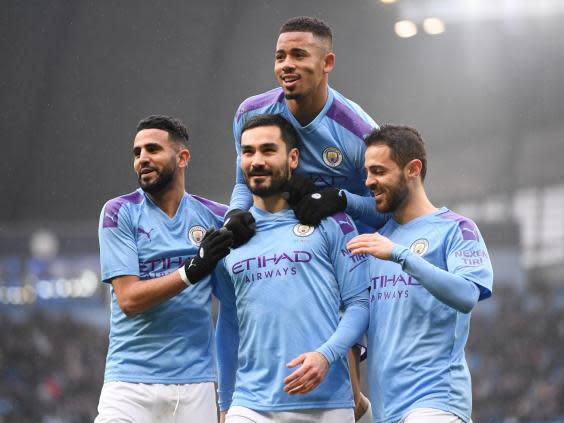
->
[457,303,474,314]
[117,297,142,318]
[456,298,477,314]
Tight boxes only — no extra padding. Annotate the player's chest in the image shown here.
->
[369,228,446,310]
[224,223,327,288]
[134,213,213,264]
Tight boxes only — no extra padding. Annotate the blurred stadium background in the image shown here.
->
[1,0,563,422]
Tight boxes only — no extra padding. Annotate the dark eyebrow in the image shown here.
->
[258,142,279,150]
[241,142,279,152]
[276,47,309,55]
[289,48,309,55]
[132,142,163,155]
[368,165,387,171]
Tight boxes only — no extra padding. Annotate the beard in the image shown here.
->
[245,165,290,198]
[138,158,177,195]
[376,174,409,213]
[283,90,302,101]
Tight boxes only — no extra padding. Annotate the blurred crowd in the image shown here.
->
[0,311,106,423]
[468,282,564,423]
[0,281,563,423]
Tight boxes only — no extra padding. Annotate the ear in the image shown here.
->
[406,159,423,179]
[323,52,335,74]
[178,148,191,169]
[288,147,299,171]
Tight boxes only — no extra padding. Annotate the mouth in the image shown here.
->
[372,189,385,200]
[140,167,156,176]
[280,74,300,89]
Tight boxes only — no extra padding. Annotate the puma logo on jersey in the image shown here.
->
[138,227,154,241]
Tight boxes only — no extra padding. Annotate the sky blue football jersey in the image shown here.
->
[98,188,227,384]
[217,207,370,411]
[229,87,385,232]
[367,208,493,423]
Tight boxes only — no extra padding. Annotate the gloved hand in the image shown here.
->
[282,173,318,207]
[292,187,347,226]
[223,209,256,248]
[181,227,233,284]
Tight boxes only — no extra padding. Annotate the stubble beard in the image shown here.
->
[138,159,177,195]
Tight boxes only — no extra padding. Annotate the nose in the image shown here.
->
[365,174,377,189]
[251,152,266,168]
[280,57,295,73]
[137,148,151,166]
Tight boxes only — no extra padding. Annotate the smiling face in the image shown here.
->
[364,144,410,214]
[274,31,334,101]
[240,125,298,198]
[133,128,184,194]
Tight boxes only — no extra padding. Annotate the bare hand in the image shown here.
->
[283,352,329,395]
[346,233,394,260]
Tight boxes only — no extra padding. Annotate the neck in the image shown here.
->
[393,186,436,225]
[253,193,288,214]
[286,83,328,126]
[146,178,185,218]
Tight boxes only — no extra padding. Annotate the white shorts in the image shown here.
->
[400,407,470,423]
[356,400,373,423]
[94,381,217,423]
[225,405,354,423]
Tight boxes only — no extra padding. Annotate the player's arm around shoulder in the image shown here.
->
[108,226,232,317]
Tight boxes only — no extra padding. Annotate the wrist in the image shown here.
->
[337,189,347,210]
[178,266,191,286]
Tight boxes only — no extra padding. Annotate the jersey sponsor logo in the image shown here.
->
[188,225,206,246]
[232,251,313,274]
[370,273,421,302]
[410,238,429,256]
[231,250,313,283]
[454,249,489,266]
[322,147,343,168]
[340,247,369,270]
[139,255,185,278]
[293,224,314,237]
[372,274,421,289]
[137,226,154,241]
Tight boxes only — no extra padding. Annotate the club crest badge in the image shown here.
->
[322,147,343,168]
[293,224,315,237]
[188,225,206,246]
[410,238,429,256]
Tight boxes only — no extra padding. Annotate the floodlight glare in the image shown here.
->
[394,20,417,38]
[423,17,446,35]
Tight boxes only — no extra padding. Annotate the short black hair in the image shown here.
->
[136,115,189,146]
[240,114,299,151]
[364,125,428,181]
[279,16,332,44]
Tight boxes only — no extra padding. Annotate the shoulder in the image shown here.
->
[326,88,378,140]
[101,190,145,229]
[433,208,481,242]
[234,87,285,123]
[321,211,357,237]
[189,194,228,219]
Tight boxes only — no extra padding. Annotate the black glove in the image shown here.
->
[223,209,256,248]
[184,227,233,284]
[282,173,318,207]
[292,187,347,226]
